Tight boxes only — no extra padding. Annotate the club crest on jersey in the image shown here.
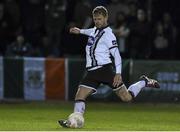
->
[112,40,117,45]
[87,36,95,46]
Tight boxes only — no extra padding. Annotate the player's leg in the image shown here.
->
[114,75,160,102]
[58,86,94,128]
[103,65,134,102]
[128,75,160,97]
[114,84,133,102]
[114,80,146,102]
[74,85,94,114]
[58,70,99,128]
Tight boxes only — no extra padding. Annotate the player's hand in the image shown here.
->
[113,73,122,87]
[69,27,80,34]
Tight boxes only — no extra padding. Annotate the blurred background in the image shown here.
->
[0,0,180,102]
[0,0,179,59]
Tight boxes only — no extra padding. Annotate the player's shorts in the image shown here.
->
[79,64,116,94]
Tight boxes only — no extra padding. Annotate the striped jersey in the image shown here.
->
[80,26,122,74]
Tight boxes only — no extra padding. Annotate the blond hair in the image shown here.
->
[92,6,108,17]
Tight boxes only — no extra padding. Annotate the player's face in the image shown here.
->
[93,14,108,28]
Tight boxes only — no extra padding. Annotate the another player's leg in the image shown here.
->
[58,86,94,128]
[114,75,160,102]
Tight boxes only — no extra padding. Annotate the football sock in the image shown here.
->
[128,80,146,97]
[74,100,85,114]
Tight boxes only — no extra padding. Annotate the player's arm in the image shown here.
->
[70,27,94,36]
[105,34,122,87]
[110,46,122,87]
[110,47,122,74]
[69,27,81,34]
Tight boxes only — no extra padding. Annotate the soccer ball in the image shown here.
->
[68,112,84,128]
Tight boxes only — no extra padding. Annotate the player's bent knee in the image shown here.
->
[75,86,94,100]
[113,84,133,102]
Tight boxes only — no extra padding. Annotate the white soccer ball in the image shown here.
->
[68,112,84,128]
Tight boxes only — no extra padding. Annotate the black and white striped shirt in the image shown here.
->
[80,26,122,74]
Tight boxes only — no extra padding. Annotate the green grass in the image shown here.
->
[0,101,180,131]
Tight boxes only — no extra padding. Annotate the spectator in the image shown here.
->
[152,13,178,60]
[62,0,89,56]
[128,9,152,59]
[107,0,129,25]
[126,1,138,26]
[38,36,59,57]
[4,0,21,29]
[152,22,169,59]
[65,0,76,25]
[5,35,33,57]
[19,0,45,48]
[112,11,130,58]
[162,12,178,59]
[45,0,66,57]
[73,0,92,28]
[0,2,16,55]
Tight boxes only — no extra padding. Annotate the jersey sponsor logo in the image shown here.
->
[87,36,95,46]
[112,40,117,45]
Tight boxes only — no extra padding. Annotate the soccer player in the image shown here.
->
[58,6,160,128]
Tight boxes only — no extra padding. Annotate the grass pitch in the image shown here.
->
[0,101,180,131]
